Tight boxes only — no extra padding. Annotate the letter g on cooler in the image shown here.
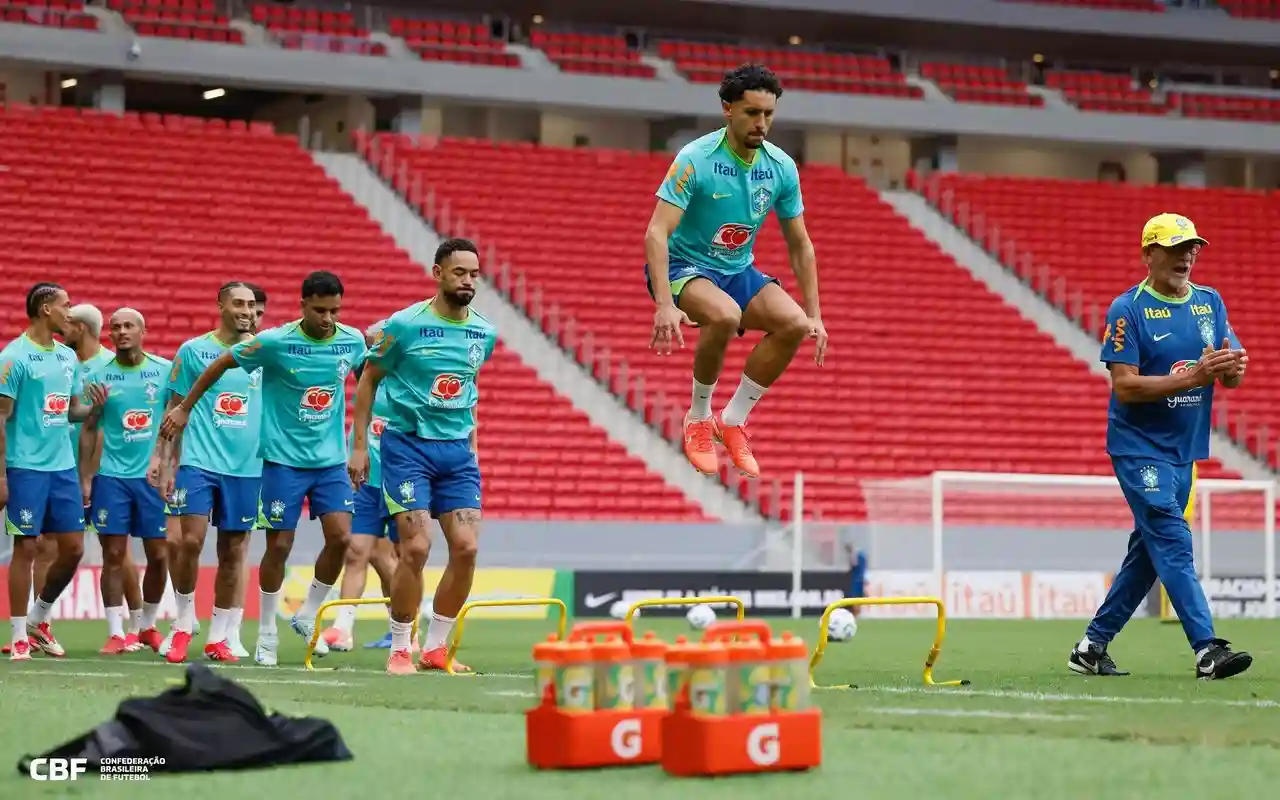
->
[746,722,781,766]
[609,718,643,760]
[29,757,88,781]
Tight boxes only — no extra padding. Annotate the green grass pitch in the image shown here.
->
[1,617,1278,798]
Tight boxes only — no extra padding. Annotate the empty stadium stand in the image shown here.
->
[920,172,1278,470]
[1172,90,1280,123]
[250,4,386,56]
[530,30,656,79]
[0,0,97,30]
[362,134,1253,525]
[921,62,1042,107]
[656,41,923,99]
[1217,0,1280,19]
[1045,70,1169,115]
[1000,0,1165,10]
[110,0,243,45]
[388,17,519,67]
[0,104,702,521]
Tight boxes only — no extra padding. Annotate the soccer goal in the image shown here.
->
[787,471,1277,620]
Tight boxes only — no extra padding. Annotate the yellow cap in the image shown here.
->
[1141,213,1208,249]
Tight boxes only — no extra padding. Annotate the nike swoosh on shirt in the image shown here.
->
[1154,333,1173,341]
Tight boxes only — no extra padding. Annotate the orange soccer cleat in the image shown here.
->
[166,630,193,664]
[683,414,719,475]
[100,636,130,655]
[715,414,759,479]
[322,626,354,652]
[418,646,470,673]
[122,632,144,653]
[27,622,65,657]
[136,628,164,653]
[204,641,239,662]
[386,648,415,675]
[9,639,32,661]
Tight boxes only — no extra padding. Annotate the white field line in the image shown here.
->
[850,684,1280,710]
[1,670,353,687]
[487,690,537,698]
[1,658,527,679]
[867,706,1085,722]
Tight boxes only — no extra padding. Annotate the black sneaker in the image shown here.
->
[1068,642,1130,676]
[1196,639,1252,681]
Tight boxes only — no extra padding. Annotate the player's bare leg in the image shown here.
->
[202,532,247,662]
[120,546,145,650]
[25,531,85,656]
[717,283,810,478]
[31,533,55,598]
[674,280,743,475]
[387,510,431,674]
[165,514,209,663]
[135,538,168,652]
[98,533,131,654]
[159,515,198,655]
[324,534,380,651]
[419,508,480,672]
[7,537,40,660]
[287,513,350,658]
[255,529,293,666]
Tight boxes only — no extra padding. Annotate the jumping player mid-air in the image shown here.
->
[1071,213,1252,681]
[645,63,827,479]
[78,309,171,655]
[1,283,104,660]
[322,320,403,652]
[161,271,365,666]
[349,238,496,675]
[149,282,261,664]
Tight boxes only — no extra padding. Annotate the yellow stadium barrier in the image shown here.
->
[623,595,746,626]
[305,597,418,671]
[809,596,970,689]
[444,597,568,676]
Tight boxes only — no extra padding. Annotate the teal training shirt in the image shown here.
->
[88,353,172,479]
[655,128,804,275]
[368,301,497,442]
[0,334,83,472]
[70,347,114,467]
[231,321,367,469]
[168,332,263,478]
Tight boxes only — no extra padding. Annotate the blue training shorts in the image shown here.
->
[352,482,398,542]
[4,467,83,536]
[168,465,262,533]
[380,429,481,518]
[90,475,166,539]
[259,461,353,531]
[645,259,779,315]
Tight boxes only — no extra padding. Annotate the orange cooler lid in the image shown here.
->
[631,631,667,659]
[726,638,767,663]
[768,632,808,660]
[532,633,561,660]
[591,635,631,662]
[557,640,593,664]
[684,642,729,667]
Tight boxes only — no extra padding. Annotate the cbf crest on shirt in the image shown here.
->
[230,320,368,469]
[0,335,83,472]
[656,128,804,275]
[369,301,497,442]
[1100,280,1240,463]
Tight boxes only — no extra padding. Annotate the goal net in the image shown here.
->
[793,471,1277,620]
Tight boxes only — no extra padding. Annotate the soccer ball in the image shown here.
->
[686,604,716,630]
[609,600,632,620]
[827,608,858,642]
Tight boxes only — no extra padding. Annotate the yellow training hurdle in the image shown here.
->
[623,595,746,626]
[809,596,970,689]
[443,597,568,676]
[306,597,419,671]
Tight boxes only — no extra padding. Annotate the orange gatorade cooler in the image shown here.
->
[684,641,729,717]
[554,639,595,714]
[631,632,668,711]
[592,634,634,711]
[665,636,696,710]
[532,634,562,705]
[769,632,810,712]
[726,635,772,715]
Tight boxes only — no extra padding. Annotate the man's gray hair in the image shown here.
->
[68,304,104,337]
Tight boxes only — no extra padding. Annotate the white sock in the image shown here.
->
[229,607,243,637]
[1195,646,1210,661]
[106,605,126,639]
[335,605,357,635]
[297,578,334,622]
[690,379,716,420]
[11,616,27,644]
[259,590,280,636]
[1077,636,1094,653]
[390,619,412,651]
[128,608,142,635]
[140,601,161,630]
[720,375,767,428]
[28,597,53,626]
[424,612,455,652]
[174,591,194,633]
[208,607,230,645]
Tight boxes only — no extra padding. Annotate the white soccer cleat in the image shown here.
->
[322,627,354,652]
[291,615,328,657]
[227,629,250,659]
[158,627,176,657]
[255,633,278,667]
[27,622,66,657]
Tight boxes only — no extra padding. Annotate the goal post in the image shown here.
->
[787,470,1277,620]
